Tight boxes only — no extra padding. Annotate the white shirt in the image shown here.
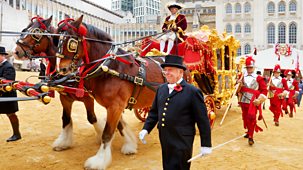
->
[0,59,7,66]
[167,78,183,94]
[169,13,177,21]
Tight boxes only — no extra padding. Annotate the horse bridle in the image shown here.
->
[16,17,52,59]
[56,18,90,73]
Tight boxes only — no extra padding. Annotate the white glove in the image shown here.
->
[139,129,148,144]
[200,147,212,156]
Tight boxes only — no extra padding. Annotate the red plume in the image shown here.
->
[78,24,87,36]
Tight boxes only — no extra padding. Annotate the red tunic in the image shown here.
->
[269,77,288,122]
[282,78,299,114]
[239,74,267,138]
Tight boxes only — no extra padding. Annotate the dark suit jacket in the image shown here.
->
[39,62,46,79]
[0,60,19,113]
[143,80,211,170]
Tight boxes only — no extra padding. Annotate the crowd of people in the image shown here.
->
[237,56,301,146]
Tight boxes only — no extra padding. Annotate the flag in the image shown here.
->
[295,53,300,76]
[253,48,257,55]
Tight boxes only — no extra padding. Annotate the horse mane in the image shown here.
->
[21,22,33,32]
[83,23,113,42]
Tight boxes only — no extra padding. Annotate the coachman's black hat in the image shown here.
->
[167,2,183,10]
[0,46,8,55]
[161,55,187,70]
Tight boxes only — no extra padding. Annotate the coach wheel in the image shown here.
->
[134,107,150,122]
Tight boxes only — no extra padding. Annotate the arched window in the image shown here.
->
[289,22,297,44]
[237,46,242,56]
[235,24,241,33]
[244,2,251,13]
[267,2,275,13]
[278,1,286,13]
[278,23,286,43]
[244,24,251,33]
[226,24,232,33]
[226,3,232,14]
[289,1,297,12]
[235,3,241,13]
[244,44,251,54]
[267,23,275,44]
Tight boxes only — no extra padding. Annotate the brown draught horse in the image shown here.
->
[14,16,104,151]
[56,15,191,169]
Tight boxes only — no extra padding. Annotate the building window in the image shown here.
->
[16,0,20,10]
[267,23,275,44]
[267,2,275,13]
[244,2,251,13]
[289,23,297,44]
[9,0,13,7]
[237,46,241,56]
[244,44,251,54]
[244,24,251,33]
[278,23,286,43]
[235,3,241,13]
[21,0,26,10]
[278,1,286,13]
[235,24,241,33]
[289,1,297,12]
[226,24,232,33]
[226,3,232,14]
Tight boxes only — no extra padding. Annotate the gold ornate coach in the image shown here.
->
[134,25,240,128]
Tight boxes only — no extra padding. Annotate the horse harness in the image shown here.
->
[16,17,52,59]
[80,52,165,110]
[54,18,167,109]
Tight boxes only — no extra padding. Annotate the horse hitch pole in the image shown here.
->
[48,72,77,86]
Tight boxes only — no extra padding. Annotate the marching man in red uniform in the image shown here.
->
[268,64,288,126]
[238,57,268,145]
[160,2,187,55]
[282,70,299,117]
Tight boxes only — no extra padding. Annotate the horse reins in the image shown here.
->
[16,17,53,59]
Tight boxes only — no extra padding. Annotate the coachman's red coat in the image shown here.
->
[162,14,187,43]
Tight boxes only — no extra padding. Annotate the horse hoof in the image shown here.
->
[121,143,137,155]
[84,156,107,170]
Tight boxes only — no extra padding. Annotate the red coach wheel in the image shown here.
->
[134,107,150,122]
[204,95,216,129]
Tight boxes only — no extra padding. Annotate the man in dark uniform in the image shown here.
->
[139,55,212,170]
[0,46,21,142]
[39,59,46,80]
